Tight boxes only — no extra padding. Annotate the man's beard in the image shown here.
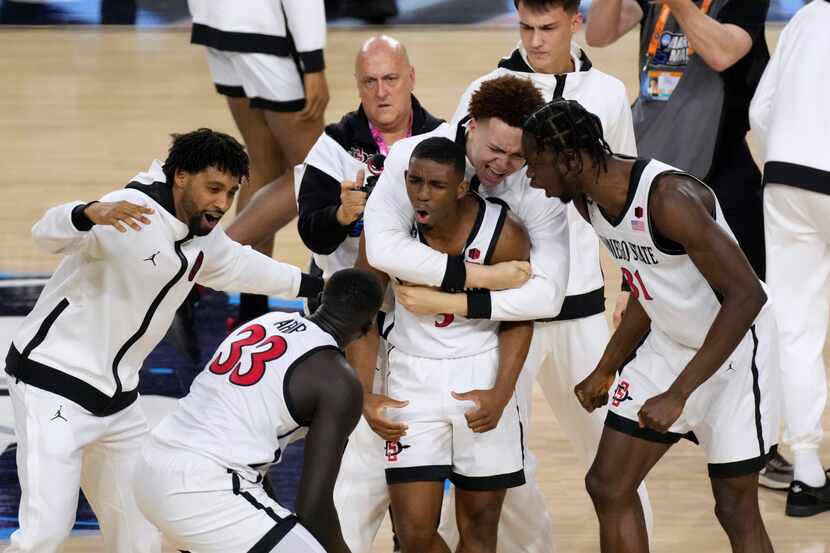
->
[188,211,211,236]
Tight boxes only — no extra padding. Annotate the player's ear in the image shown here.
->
[173,169,189,189]
[457,179,470,198]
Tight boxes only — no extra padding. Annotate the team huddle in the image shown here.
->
[4,0,801,553]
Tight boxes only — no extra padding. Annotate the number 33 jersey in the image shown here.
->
[151,312,339,481]
[586,158,763,349]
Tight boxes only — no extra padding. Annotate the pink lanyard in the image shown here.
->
[369,115,413,156]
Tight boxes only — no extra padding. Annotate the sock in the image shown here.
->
[793,449,826,487]
[238,293,269,324]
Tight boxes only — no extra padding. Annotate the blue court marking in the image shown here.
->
[0,273,50,281]
[149,367,175,375]
[224,293,303,311]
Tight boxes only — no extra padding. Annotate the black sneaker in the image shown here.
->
[785,471,830,517]
[759,451,793,490]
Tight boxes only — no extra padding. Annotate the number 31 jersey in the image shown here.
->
[151,312,339,482]
[587,158,756,349]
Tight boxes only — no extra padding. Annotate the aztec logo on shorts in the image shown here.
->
[385,440,410,462]
[612,380,633,407]
[434,314,454,328]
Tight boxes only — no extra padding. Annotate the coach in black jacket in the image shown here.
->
[226,34,442,280]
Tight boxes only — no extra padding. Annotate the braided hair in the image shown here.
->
[523,99,613,182]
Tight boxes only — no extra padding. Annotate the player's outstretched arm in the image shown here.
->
[32,196,154,256]
[288,349,363,553]
[196,229,323,300]
[638,175,766,432]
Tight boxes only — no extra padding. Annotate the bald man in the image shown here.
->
[227,37,442,553]
[226,34,441,275]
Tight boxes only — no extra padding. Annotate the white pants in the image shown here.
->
[134,439,324,553]
[765,184,830,451]
[5,380,161,553]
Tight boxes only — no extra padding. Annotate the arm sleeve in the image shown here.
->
[31,201,99,255]
[363,136,464,290]
[197,229,310,298]
[749,20,787,158]
[297,135,355,254]
[30,188,147,257]
[474,191,570,321]
[282,0,326,72]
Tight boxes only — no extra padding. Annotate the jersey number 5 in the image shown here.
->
[209,323,288,386]
[621,267,653,301]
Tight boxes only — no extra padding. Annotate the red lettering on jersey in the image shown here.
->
[621,268,654,301]
[435,314,454,328]
[209,323,288,386]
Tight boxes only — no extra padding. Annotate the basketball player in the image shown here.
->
[353,137,533,553]
[439,0,652,546]
[188,0,329,323]
[3,129,322,553]
[523,99,780,552]
[133,268,383,553]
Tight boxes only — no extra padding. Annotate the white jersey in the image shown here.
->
[587,159,747,349]
[450,43,637,307]
[152,312,338,482]
[389,194,508,359]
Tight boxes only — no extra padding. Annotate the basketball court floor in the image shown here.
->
[1,24,829,552]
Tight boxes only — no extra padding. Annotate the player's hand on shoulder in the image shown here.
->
[451,388,511,433]
[637,388,686,433]
[574,368,616,413]
[84,200,154,233]
[336,169,368,226]
[298,71,330,122]
[363,392,409,441]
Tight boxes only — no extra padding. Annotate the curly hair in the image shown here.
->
[468,75,545,129]
[162,128,249,185]
[514,0,580,14]
[523,99,613,180]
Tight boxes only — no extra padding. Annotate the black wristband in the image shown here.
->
[298,273,324,298]
[440,255,467,292]
[299,50,325,73]
[466,290,492,319]
[71,201,98,231]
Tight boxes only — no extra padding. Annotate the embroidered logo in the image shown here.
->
[385,440,410,462]
[144,251,161,266]
[612,380,633,408]
[468,248,481,261]
[50,405,68,422]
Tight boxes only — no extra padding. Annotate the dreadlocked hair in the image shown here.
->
[162,128,250,185]
[523,99,613,182]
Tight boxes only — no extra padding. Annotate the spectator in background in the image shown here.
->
[188,0,330,325]
[750,0,830,518]
[585,0,791,491]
